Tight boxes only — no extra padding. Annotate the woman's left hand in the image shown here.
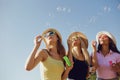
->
[80,38,86,49]
[111,62,120,73]
[66,61,74,71]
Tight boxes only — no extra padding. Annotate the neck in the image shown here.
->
[48,45,57,53]
[101,45,110,56]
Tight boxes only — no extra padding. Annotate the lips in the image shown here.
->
[73,41,77,45]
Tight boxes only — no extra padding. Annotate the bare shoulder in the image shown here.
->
[34,49,48,62]
[37,49,48,61]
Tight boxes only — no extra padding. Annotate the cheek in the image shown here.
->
[54,35,58,40]
[54,36,58,41]
[104,37,109,42]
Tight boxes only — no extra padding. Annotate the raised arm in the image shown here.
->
[91,40,98,69]
[61,39,73,80]
[25,35,44,71]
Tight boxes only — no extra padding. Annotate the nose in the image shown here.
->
[74,39,78,41]
[100,35,105,39]
[101,36,104,39]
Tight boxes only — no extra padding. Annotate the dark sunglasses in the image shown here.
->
[71,36,80,41]
[44,31,56,37]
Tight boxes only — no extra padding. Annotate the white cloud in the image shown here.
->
[117,4,120,10]
[104,6,111,12]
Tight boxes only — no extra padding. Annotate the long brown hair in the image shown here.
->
[56,35,66,58]
[97,38,120,54]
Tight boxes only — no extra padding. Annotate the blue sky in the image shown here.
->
[0,0,120,80]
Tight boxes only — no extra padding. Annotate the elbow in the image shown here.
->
[25,65,32,71]
[25,67,31,71]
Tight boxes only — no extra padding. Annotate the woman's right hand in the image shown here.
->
[34,35,42,47]
[91,40,97,52]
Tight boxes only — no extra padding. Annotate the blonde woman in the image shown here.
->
[67,32,90,80]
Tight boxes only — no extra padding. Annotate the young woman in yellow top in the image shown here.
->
[25,28,72,80]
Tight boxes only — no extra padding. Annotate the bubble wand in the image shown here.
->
[63,56,71,66]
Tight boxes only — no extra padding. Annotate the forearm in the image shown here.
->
[25,45,39,70]
[61,68,71,80]
[92,50,98,68]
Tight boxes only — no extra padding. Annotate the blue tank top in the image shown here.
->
[68,57,89,80]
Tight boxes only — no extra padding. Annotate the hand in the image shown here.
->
[91,40,97,52]
[34,35,42,46]
[80,38,86,49]
[111,62,120,72]
[66,61,74,71]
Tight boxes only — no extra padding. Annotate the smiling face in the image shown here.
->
[98,34,110,45]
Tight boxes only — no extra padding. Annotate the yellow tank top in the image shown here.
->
[40,55,64,80]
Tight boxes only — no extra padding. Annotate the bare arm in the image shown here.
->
[91,40,98,69]
[61,40,73,80]
[61,67,72,80]
[67,39,73,63]
[25,35,44,71]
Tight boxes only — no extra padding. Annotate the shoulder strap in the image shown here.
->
[42,49,50,55]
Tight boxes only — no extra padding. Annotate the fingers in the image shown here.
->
[36,35,42,39]
[66,61,74,70]
[111,63,120,72]
[35,35,42,41]
[34,35,43,46]
[91,40,97,47]
[91,40,97,52]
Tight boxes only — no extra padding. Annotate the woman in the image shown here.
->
[25,28,71,80]
[91,31,120,80]
[67,32,90,80]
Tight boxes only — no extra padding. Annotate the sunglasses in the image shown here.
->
[71,36,80,41]
[44,31,56,37]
